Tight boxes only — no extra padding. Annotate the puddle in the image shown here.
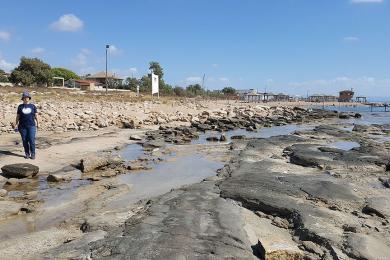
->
[119,144,145,161]
[193,124,315,144]
[328,141,360,150]
[109,154,223,208]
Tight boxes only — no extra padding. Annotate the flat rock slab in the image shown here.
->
[345,233,390,260]
[301,180,359,202]
[1,163,39,179]
[0,201,23,219]
[363,197,390,218]
[87,182,257,259]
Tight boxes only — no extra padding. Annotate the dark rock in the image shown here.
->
[379,177,390,188]
[231,135,245,140]
[338,113,350,119]
[121,120,135,129]
[86,182,257,259]
[206,136,219,142]
[219,134,227,142]
[354,113,362,118]
[1,163,39,179]
[301,180,359,202]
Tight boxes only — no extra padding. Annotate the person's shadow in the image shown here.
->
[0,150,25,158]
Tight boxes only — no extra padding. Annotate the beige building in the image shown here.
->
[86,72,123,87]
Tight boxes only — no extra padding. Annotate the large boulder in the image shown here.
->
[1,163,39,179]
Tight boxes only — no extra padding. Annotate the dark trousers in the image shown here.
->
[19,126,36,156]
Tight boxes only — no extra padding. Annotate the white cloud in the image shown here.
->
[107,45,122,56]
[186,76,202,82]
[51,14,84,32]
[31,47,46,55]
[212,63,219,68]
[219,77,229,82]
[343,36,359,42]
[0,31,11,42]
[0,53,16,72]
[350,0,383,3]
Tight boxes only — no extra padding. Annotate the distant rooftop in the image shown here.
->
[87,71,123,80]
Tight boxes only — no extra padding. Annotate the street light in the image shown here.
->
[105,44,110,94]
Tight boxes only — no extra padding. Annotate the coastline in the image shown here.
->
[0,95,389,258]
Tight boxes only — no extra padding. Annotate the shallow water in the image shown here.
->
[328,141,360,150]
[109,154,223,208]
[119,143,145,161]
[192,124,315,144]
[317,105,390,126]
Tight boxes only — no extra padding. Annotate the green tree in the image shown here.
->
[149,61,164,79]
[125,77,139,91]
[10,57,53,87]
[222,87,236,95]
[186,84,203,96]
[139,75,152,92]
[161,83,173,95]
[52,67,80,81]
[0,69,9,83]
[173,86,186,96]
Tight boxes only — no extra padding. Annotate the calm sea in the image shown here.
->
[318,105,390,125]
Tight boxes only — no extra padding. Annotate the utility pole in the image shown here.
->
[105,44,110,94]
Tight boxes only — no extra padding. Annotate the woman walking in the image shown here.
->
[14,91,39,159]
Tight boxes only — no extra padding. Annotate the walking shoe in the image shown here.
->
[24,154,30,159]
[30,154,35,160]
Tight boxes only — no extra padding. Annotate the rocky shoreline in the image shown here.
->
[34,118,390,258]
[0,96,360,133]
[0,105,388,259]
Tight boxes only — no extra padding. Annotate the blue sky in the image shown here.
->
[0,0,389,96]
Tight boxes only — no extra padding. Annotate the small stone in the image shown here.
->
[219,134,227,142]
[231,135,245,140]
[0,189,7,196]
[206,136,219,142]
[129,135,143,141]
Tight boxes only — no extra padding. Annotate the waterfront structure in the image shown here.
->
[339,90,354,102]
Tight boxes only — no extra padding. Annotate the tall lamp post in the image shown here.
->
[105,44,110,94]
